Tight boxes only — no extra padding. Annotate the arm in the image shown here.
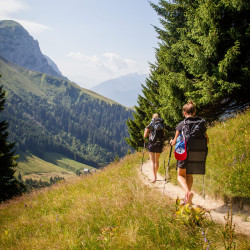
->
[170,130,180,146]
[144,128,150,138]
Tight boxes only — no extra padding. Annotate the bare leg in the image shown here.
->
[186,174,193,191]
[186,174,194,204]
[177,168,194,204]
[177,168,189,193]
[149,152,156,183]
[154,153,161,181]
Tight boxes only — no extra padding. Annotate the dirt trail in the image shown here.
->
[139,160,250,236]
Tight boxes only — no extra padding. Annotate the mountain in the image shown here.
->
[0,20,65,80]
[91,73,147,107]
[44,55,63,76]
[0,55,133,167]
[0,19,134,168]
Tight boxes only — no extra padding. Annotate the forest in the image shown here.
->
[0,57,133,167]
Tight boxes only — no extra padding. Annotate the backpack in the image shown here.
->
[181,117,208,174]
[182,117,207,146]
[148,118,165,143]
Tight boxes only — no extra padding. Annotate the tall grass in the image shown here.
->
[159,109,250,202]
[0,153,249,249]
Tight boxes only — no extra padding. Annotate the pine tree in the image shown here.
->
[0,82,26,202]
[156,0,250,123]
[126,1,186,149]
[126,0,250,149]
[126,74,161,149]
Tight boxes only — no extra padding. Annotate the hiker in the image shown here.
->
[170,101,209,204]
[144,113,165,183]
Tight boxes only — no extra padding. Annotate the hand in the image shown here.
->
[170,138,177,146]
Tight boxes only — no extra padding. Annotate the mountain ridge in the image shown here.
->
[0,20,66,80]
[91,73,147,107]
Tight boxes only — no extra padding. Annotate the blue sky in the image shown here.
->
[0,0,161,88]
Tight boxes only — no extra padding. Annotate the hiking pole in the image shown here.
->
[162,145,173,196]
[203,175,205,199]
[163,144,166,176]
[141,141,145,172]
[165,145,172,181]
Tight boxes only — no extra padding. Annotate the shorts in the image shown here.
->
[177,160,187,169]
[148,142,163,153]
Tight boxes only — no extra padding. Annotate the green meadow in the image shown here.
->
[0,110,249,249]
[15,152,95,182]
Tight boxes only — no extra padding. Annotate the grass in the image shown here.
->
[0,152,249,249]
[43,152,94,172]
[158,109,250,203]
[15,152,81,181]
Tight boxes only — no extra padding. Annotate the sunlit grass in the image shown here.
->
[15,152,76,181]
[1,152,249,249]
[16,151,96,182]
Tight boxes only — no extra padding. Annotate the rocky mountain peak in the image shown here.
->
[0,20,65,79]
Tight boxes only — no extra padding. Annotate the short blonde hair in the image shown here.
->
[152,113,159,118]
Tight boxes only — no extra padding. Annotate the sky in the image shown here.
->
[0,0,161,88]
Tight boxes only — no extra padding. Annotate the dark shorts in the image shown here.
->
[177,160,187,169]
[148,142,163,153]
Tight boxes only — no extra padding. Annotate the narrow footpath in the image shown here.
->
[138,160,250,236]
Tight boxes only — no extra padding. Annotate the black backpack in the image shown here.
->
[182,117,208,174]
[182,117,207,145]
[149,118,165,143]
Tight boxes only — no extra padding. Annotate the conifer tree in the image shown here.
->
[126,0,250,149]
[0,82,26,202]
[126,74,161,149]
[126,1,186,149]
[154,0,250,124]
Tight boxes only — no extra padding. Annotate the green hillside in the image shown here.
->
[0,111,249,249]
[0,56,133,168]
[15,152,94,182]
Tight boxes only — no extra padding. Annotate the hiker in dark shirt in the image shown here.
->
[170,101,209,204]
[144,113,165,183]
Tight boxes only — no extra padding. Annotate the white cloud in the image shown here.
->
[67,51,136,74]
[67,52,102,68]
[0,15,52,36]
[0,0,52,36]
[16,19,52,35]
[0,0,28,16]
[103,52,136,72]
[61,51,148,88]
